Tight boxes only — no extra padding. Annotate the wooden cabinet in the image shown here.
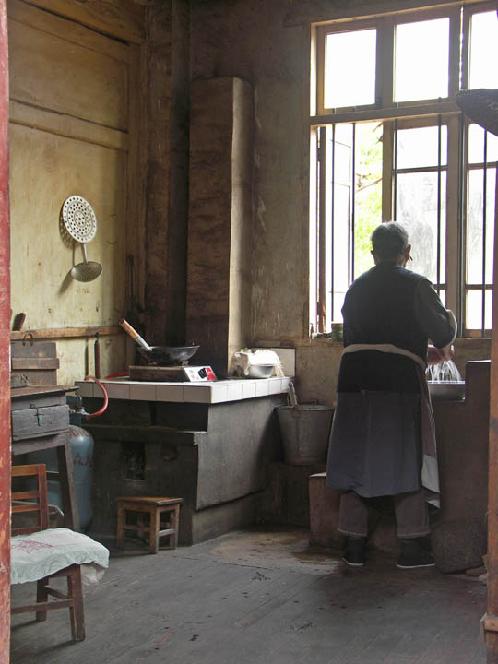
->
[11,387,69,442]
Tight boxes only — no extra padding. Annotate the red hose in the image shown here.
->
[83,377,109,419]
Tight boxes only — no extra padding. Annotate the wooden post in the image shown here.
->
[485,169,498,663]
[0,0,10,658]
[144,0,190,347]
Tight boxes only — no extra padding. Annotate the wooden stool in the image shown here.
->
[116,497,183,554]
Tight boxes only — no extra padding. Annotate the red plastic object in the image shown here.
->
[84,378,109,419]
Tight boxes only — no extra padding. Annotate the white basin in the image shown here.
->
[428,381,466,400]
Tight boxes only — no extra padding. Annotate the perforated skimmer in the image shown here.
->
[62,196,102,282]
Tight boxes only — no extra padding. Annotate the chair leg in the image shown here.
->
[36,577,49,622]
[67,566,86,642]
[149,508,160,554]
[116,505,125,549]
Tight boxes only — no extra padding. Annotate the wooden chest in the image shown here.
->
[11,386,70,442]
[10,340,59,386]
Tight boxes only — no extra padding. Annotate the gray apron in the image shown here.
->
[326,344,440,507]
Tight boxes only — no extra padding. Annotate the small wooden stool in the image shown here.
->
[116,497,183,554]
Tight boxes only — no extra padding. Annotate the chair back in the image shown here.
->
[11,464,49,535]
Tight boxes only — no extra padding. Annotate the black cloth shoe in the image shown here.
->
[396,537,435,569]
[342,536,366,567]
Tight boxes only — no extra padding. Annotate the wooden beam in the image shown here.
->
[10,325,122,340]
[284,0,490,27]
[9,0,130,61]
[9,100,128,152]
[144,0,190,346]
[144,0,172,345]
[0,0,10,656]
[486,168,498,663]
[19,0,145,43]
[311,101,460,127]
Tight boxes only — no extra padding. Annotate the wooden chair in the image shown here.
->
[11,464,109,642]
[116,496,183,554]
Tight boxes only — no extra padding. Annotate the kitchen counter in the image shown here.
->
[78,376,290,545]
[76,376,291,404]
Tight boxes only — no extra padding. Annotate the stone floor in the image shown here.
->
[11,528,486,664]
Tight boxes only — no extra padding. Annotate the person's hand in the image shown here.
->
[427,344,454,363]
[439,344,454,361]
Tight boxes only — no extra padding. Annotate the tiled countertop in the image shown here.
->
[75,376,291,404]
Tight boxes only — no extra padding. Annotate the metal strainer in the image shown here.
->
[62,196,102,282]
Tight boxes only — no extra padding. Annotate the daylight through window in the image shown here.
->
[310,3,498,337]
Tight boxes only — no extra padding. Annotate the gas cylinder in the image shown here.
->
[26,424,94,531]
[67,424,94,530]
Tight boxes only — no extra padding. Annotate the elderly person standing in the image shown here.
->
[326,222,456,569]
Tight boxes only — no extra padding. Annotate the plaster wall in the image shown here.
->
[7,0,140,382]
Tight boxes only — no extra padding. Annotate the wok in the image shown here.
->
[137,345,199,366]
[119,319,199,366]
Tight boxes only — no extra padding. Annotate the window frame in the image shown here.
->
[310,1,496,338]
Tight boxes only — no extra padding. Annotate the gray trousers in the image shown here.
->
[338,489,430,539]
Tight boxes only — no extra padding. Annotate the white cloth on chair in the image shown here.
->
[11,528,109,585]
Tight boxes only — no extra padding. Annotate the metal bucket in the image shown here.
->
[277,405,333,466]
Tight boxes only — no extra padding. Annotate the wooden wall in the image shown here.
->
[7,0,146,383]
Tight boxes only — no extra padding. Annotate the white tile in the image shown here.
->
[183,384,212,403]
[210,383,229,403]
[254,380,269,398]
[241,380,257,399]
[104,382,130,399]
[270,348,296,377]
[156,384,185,402]
[269,378,283,395]
[226,381,244,402]
[129,382,157,401]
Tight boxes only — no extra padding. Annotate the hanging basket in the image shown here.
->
[456,89,498,136]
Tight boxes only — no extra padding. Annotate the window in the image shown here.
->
[310,2,498,337]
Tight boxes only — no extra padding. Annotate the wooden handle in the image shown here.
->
[119,319,140,341]
[12,313,26,332]
[94,334,101,379]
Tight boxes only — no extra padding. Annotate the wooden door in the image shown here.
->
[0,0,11,658]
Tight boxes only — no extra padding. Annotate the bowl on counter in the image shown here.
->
[428,380,466,400]
[247,364,275,378]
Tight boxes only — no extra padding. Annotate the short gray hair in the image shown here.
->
[371,222,409,260]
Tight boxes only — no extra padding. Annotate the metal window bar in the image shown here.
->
[393,119,398,220]
[456,114,465,332]
[481,129,488,337]
[436,115,442,294]
[351,123,356,281]
[318,126,327,333]
[331,124,336,323]
[314,129,321,334]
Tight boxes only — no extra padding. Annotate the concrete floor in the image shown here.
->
[11,529,486,664]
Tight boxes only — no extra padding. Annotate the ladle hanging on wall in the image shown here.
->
[61,195,103,282]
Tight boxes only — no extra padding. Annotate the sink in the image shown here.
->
[428,380,466,400]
